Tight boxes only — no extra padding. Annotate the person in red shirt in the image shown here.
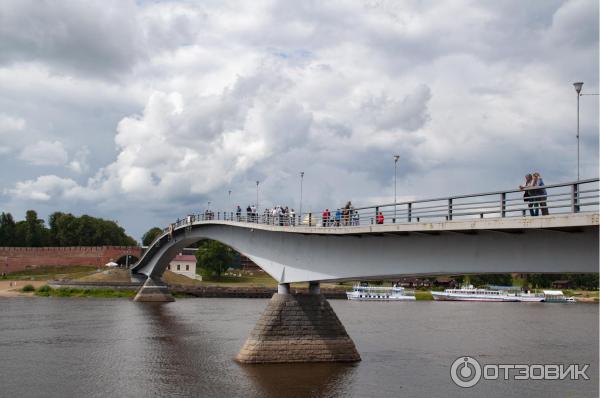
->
[376,211,384,225]
[322,209,330,227]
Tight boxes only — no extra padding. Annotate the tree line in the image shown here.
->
[454,273,598,290]
[0,210,137,247]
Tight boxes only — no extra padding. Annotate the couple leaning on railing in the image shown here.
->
[519,172,548,216]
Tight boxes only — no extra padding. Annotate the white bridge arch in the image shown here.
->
[131,212,598,283]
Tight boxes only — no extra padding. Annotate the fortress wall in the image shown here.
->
[0,246,142,274]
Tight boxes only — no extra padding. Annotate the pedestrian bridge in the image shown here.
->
[131,178,599,283]
[129,178,598,364]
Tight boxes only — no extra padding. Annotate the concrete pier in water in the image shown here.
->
[236,283,361,363]
[133,277,174,302]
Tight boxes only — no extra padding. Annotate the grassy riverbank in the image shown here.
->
[32,285,136,298]
[414,291,433,300]
[5,267,596,302]
[2,265,98,281]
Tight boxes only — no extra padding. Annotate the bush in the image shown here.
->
[21,284,35,292]
[55,287,74,297]
[37,285,51,293]
[35,285,52,296]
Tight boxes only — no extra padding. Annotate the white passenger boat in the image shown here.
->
[431,284,519,302]
[346,284,416,301]
[543,290,576,303]
[513,292,545,302]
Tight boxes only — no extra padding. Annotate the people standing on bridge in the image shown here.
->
[270,206,276,225]
[519,174,536,216]
[532,172,549,216]
[322,209,330,227]
[342,202,351,226]
[352,206,359,226]
[250,205,257,222]
[236,205,242,221]
[376,211,384,224]
[290,208,296,226]
[283,206,289,226]
[334,209,341,226]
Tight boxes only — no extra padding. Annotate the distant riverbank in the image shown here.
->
[6,283,597,303]
[2,266,597,302]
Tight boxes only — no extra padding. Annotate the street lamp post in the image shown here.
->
[393,155,399,223]
[299,171,304,224]
[256,181,259,212]
[228,190,232,220]
[573,82,583,180]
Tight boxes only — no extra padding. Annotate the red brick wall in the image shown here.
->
[0,246,142,274]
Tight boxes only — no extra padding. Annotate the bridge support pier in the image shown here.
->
[133,276,175,302]
[236,282,361,364]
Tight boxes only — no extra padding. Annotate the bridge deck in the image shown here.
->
[186,212,598,235]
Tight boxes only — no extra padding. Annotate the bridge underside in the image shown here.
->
[132,214,598,283]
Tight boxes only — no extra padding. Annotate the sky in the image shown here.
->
[0,0,598,240]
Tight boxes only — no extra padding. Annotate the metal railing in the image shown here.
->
[162,178,599,233]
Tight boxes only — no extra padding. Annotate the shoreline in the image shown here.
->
[2,280,597,302]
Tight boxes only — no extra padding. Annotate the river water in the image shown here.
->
[0,297,597,398]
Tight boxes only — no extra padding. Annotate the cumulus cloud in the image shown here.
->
[5,175,78,201]
[18,140,68,166]
[0,113,25,132]
[67,146,90,174]
[0,113,26,152]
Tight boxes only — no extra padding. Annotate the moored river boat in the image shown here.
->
[346,284,416,301]
[431,284,519,302]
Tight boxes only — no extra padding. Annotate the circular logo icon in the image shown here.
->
[450,356,482,388]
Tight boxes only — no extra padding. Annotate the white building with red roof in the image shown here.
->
[168,253,200,280]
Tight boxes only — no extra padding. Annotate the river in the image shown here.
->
[0,297,597,397]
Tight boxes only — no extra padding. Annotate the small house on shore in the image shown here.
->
[551,280,572,289]
[168,254,201,280]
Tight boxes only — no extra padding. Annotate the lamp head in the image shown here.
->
[573,82,583,94]
[393,154,400,163]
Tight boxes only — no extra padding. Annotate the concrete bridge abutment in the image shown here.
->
[133,276,175,302]
[236,282,361,364]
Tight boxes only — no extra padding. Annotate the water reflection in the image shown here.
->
[240,362,356,398]
[130,303,236,397]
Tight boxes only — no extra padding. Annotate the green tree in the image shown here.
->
[47,211,137,246]
[0,212,16,246]
[469,274,513,287]
[24,210,47,247]
[566,273,599,290]
[195,240,236,277]
[49,212,79,246]
[528,274,556,289]
[142,227,164,246]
